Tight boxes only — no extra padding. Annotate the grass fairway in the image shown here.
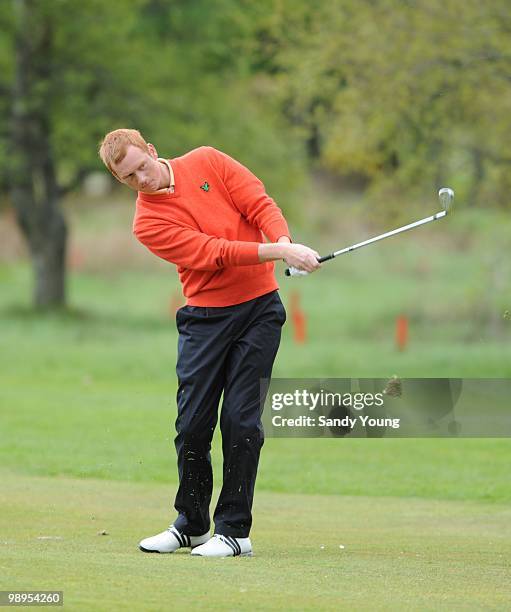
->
[1,205,511,609]
[2,470,510,611]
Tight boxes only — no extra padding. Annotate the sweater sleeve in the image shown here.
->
[133,217,261,270]
[208,147,291,243]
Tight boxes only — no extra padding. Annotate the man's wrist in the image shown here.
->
[258,242,289,262]
[277,237,290,261]
[278,243,290,259]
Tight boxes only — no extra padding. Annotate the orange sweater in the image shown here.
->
[133,146,291,306]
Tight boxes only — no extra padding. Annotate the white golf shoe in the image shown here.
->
[191,533,253,557]
[139,524,210,553]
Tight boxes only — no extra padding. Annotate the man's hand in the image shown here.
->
[281,243,321,273]
[258,241,321,273]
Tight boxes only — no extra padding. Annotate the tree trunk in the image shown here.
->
[9,0,67,309]
[11,186,67,308]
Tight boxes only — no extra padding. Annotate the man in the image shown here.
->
[98,129,320,557]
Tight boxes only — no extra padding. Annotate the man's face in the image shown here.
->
[112,144,162,193]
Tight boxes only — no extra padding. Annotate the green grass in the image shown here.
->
[2,471,510,611]
[1,204,511,609]
[2,371,511,502]
[1,262,510,503]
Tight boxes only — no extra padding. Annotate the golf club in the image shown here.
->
[285,187,454,277]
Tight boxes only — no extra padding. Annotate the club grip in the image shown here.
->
[285,253,334,277]
[285,266,307,277]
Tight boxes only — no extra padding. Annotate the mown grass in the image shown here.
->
[2,471,510,611]
[1,203,510,609]
[1,259,510,503]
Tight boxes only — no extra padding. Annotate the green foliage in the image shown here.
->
[267,0,511,211]
[2,0,511,214]
[0,0,305,210]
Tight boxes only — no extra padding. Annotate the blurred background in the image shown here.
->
[1,0,510,487]
[1,0,510,372]
[1,5,511,606]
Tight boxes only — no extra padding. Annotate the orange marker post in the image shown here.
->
[69,247,84,271]
[395,315,409,351]
[290,291,307,344]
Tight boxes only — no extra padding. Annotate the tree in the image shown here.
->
[5,0,150,308]
[1,0,305,309]
[9,0,67,307]
[266,0,511,211]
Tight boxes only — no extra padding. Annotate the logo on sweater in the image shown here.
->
[200,181,210,192]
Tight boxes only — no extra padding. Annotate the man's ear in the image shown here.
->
[147,143,158,158]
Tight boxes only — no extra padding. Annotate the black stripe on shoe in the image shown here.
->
[169,526,185,547]
[184,533,191,547]
[227,536,242,556]
[217,534,237,556]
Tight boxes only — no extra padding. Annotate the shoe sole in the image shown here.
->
[191,551,253,558]
[139,544,206,553]
[139,545,162,553]
[139,545,177,553]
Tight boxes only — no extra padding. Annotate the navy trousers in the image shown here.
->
[172,290,286,538]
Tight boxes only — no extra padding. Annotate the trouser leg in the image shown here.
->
[213,292,286,537]
[172,306,230,535]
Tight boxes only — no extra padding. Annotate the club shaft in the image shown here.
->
[321,210,446,262]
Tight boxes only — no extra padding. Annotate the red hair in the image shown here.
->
[98,128,149,174]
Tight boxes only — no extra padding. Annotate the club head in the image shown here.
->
[438,187,454,213]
